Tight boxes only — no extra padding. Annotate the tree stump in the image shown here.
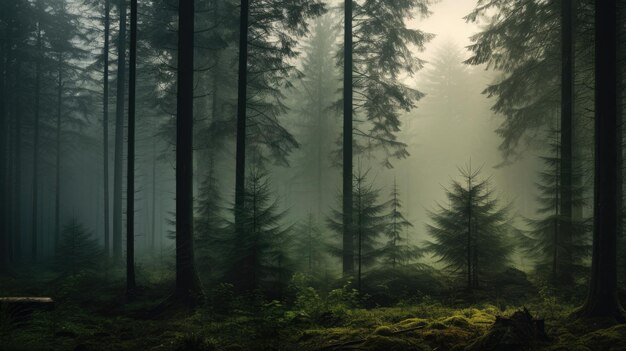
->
[465,308,548,351]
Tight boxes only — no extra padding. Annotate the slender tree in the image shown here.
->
[342,0,354,276]
[103,0,111,256]
[575,0,624,320]
[54,52,63,250]
[31,16,42,261]
[559,0,575,276]
[113,0,127,260]
[225,171,293,293]
[175,0,203,303]
[0,14,7,271]
[340,0,431,275]
[380,179,418,268]
[524,129,590,285]
[234,0,249,269]
[126,0,137,295]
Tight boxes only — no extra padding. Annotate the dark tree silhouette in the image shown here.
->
[103,0,111,257]
[54,218,101,278]
[113,0,127,261]
[575,0,625,320]
[126,0,137,295]
[175,0,203,303]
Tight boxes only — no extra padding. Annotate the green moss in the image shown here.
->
[397,318,429,329]
[428,321,448,330]
[441,316,470,328]
[580,324,626,350]
[373,325,394,336]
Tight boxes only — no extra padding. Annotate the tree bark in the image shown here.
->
[103,0,111,256]
[13,62,22,262]
[175,0,202,303]
[31,20,42,262]
[234,0,249,266]
[576,0,624,320]
[559,0,575,286]
[0,40,7,271]
[55,54,63,251]
[113,0,127,260]
[342,0,354,276]
[126,0,137,295]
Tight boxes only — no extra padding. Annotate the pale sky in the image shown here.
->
[411,0,480,61]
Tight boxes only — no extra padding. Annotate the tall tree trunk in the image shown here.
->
[467,175,472,289]
[234,0,249,263]
[554,129,561,283]
[0,41,7,271]
[576,0,624,320]
[32,21,42,262]
[342,0,354,276]
[151,120,156,252]
[175,0,202,303]
[559,0,575,286]
[13,62,21,262]
[113,0,127,260]
[55,54,63,251]
[126,0,137,295]
[103,0,111,256]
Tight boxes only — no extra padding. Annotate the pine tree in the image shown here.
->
[329,168,387,291]
[420,40,474,119]
[112,0,127,261]
[426,166,513,289]
[340,0,432,276]
[293,213,329,275]
[289,14,341,219]
[233,0,325,290]
[55,218,101,277]
[380,179,420,268]
[226,171,293,293]
[523,129,590,286]
[194,167,223,281]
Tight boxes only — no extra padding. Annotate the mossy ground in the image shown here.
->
[2,270,626,351]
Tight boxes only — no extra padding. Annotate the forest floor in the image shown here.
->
[2,268,626,351]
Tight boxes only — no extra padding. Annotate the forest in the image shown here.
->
[0,0,625,350]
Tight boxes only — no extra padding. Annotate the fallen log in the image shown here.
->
[0,297,55,324]
[0,297,55,310]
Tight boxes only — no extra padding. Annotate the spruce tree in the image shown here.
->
[340,0,432,276]
[194,167,224,281]
[380,179,419,268]
[55,218,101,277]
[426,166,513,289]
[329,168,387,291]
[293,213,329,275]
[226,171,293,293]
[524,129,590,286]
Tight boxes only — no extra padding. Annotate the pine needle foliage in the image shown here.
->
[328,168,387,289]
[426,165,513,289]
[54,218,101,277]
[223,171,294,293]
[523,129,591,285]
[379,178,421,268]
